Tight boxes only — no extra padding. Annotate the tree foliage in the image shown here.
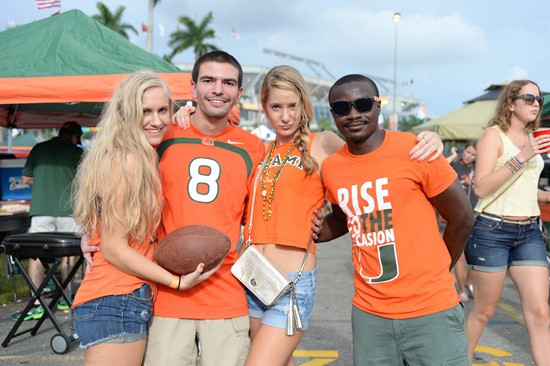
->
[317,117,335,132]
[92,2,137,39]
[167,11,218,62]
[398,115,424,132]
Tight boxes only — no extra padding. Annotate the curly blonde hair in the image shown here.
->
[487,80,542,133]
[260,65,318,175]
[73,70,173,243]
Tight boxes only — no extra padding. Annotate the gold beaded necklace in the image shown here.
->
[261,140,297,221]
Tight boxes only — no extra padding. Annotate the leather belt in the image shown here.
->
[477,213,539,226]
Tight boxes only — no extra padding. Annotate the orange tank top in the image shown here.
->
[72,233,157,308]
[247,133,325,253]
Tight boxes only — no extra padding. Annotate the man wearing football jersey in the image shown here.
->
[317,74,474,365]
[143,51,265,366]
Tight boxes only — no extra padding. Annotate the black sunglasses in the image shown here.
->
[330,96,380,117]
[513,94,543,106]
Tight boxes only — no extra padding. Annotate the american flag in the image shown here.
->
[35,0,61,10]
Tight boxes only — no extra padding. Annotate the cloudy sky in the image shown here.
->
[4,0,550,118]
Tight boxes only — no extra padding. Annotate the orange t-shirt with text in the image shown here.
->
[153,122,265,319]
[322,130,459,319]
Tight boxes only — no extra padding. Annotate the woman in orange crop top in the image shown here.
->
[71,71,217,366]
[173,66,444,366]
[464,80,550,364]
[242,66,445,366]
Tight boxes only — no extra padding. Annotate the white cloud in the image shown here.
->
[235,9,489,79]
[508,66,529,80]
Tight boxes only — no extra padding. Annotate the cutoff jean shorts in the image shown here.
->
[465,213,548,272]
[246,268,317,330]
[73,283,153,349]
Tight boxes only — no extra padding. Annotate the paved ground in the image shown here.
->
[0,235,542,365]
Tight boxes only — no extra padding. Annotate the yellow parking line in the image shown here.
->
[299,359,337,366]
[293,350,339,358]
[475,345,512,357]
[497,299,526,327]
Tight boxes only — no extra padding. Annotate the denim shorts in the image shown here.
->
[465,214,548,272]
[246,268,317,330]
[73,283,153,349]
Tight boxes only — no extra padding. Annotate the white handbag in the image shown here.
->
[231,245,294,307]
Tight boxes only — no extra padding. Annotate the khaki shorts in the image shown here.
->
[143,315,251,366]
[352,304,470,366]
[29,216,81,233]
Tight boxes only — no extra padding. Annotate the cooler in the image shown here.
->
[0,159,32,200]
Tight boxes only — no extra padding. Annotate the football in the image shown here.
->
[154,225,231,275]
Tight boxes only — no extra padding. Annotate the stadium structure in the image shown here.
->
[175,63,427,132]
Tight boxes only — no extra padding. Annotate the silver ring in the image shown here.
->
[422,137,429,144]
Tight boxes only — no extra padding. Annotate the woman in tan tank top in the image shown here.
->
[464,80,550,365]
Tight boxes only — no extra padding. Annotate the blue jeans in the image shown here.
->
[465,214,547,272]
[247,268,317,330]
[73,284,153,348]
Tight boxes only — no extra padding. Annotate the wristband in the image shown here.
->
[512,155,524,167]
[504,159,519,174]
[169,275,179,289]
[508,158,521,170]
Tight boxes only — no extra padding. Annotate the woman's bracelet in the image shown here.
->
[512,155,524,167]
[169,275,180,289]
[504,159,520,174]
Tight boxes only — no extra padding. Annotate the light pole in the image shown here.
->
[391,12,401,130]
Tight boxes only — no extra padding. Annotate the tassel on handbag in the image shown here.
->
[287,290,296,336]
[292,291,303,330]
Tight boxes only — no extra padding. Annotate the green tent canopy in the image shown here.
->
[0,9,193,129]
[412,100,497,140]
[414,82,550,140]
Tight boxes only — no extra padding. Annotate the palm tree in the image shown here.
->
[92,2,137,39]
[168,11,218,62]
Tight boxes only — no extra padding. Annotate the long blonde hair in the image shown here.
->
[487,80,542,133]
[260,65,318,175]
[73,70,173,243]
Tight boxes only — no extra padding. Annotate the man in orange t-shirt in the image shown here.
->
[143,51,264,366]
[318,74,474,365]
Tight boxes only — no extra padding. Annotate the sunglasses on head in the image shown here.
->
[513,94,543,106]
[330,96,380,117]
